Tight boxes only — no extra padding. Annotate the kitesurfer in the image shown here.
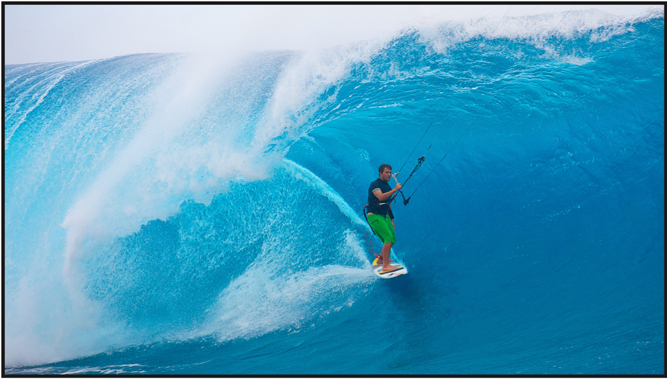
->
[367,164,402,272]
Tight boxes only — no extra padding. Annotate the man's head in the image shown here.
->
[379,164,392,182]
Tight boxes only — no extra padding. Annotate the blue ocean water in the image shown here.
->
[3,8,664,375]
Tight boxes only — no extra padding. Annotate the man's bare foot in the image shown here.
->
[381,265,401,273]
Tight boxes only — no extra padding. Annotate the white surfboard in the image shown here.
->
[372,257,408,279]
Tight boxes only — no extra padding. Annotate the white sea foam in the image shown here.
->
[283,160,367,229]
[4,60,97,148]
[200,254,374,342]
[60,53,269,278]
[415,6,663,55]
[185,163,382,343]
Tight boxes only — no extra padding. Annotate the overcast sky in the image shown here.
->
[3,4,661,65]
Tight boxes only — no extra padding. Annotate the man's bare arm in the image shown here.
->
[372,184,402,201]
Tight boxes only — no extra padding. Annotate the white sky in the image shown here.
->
[2,3,661,65]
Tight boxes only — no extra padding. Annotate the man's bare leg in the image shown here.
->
[381,242,397,271]
[377,255,394,266]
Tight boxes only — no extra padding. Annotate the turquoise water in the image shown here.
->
[4,8,664,375]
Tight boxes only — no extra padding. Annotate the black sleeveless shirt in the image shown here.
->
[367,178,392,216]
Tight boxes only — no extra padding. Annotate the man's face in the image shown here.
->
[381,168,392,182]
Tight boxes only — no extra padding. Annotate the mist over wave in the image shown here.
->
[4,7,664,373]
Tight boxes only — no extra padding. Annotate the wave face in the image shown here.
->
[4,8,664,374]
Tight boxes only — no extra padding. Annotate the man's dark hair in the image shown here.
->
[379,164,392,174]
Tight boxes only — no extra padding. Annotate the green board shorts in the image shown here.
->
[367,213,396,244]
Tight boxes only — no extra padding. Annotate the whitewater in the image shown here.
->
[3,7,664,375]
